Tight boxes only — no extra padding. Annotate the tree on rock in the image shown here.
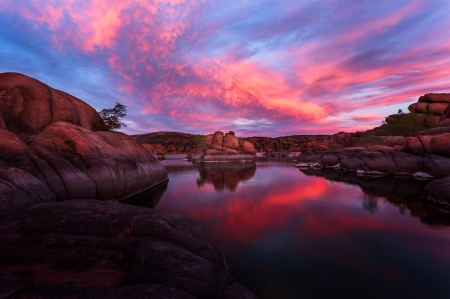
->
[96,102,128,131]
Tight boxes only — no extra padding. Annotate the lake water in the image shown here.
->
[128,154,450,299]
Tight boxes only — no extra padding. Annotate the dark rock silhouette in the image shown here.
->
[0,200,257,298]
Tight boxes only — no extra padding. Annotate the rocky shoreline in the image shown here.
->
[294,93,450,207]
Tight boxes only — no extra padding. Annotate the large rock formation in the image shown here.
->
[0,200,256,298]
[191,131,256,162]
[0,72,168,216]
[0,73,256,298]
[0,72,104,139]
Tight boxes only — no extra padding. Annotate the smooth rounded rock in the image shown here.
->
[0,72,103,139]
[405,137,425,156]
[223,133,240,149]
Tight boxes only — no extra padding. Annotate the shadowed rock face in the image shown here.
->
[0,200,257,299]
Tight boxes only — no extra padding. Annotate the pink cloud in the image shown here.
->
[2,1,450,136]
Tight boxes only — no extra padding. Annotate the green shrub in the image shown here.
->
[195,134,207,150]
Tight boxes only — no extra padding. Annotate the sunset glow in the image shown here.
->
[1,0,450,136]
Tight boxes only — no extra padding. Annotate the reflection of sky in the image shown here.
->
[155,156,450,298]
[2,1,450,136]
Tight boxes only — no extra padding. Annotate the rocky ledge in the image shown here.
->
[0,200,256,298]
[191,131,256,162]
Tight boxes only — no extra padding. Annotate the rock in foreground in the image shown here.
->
[0,72,168,215]
[0,200,256,299]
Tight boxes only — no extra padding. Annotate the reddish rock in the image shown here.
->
[239,139,256,154]
[427,102,450,116]
[205,134,213,147]
[415,102,429,113]
[430,133,450,157]
[408,103,418,112]
[212,131,224,147]
[26,122,168,200]
[223,146,238,154]
[0,75,168,203]
[211,143,224,151]
[223,132,240,149]
[416,135,432,152]
[405,137,425,156]
[445,105,450,118]
[418,95,428,102]
[438,118,450,127]
[425,93,450,103]
[0,72,103,139]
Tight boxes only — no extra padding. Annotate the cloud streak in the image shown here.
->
[1,0,450,136]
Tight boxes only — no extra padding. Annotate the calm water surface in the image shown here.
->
[130,154,450,299]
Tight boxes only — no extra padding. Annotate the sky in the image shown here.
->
[1,0,450,137]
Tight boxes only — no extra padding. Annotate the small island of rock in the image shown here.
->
[191,131,256,162]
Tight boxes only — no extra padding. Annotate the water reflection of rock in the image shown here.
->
[195,162,257,191]
[121,181,168,208]
[299,168,450,226]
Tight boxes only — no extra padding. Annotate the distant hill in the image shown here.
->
[132,131,199,153]
[132,131,336,153]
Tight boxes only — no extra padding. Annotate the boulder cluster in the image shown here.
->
[191,131,256,162]
[407,93,450,127]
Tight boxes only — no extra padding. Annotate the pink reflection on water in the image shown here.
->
[152,158,450,298]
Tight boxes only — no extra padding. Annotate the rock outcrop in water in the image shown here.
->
[191,131,256,162]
